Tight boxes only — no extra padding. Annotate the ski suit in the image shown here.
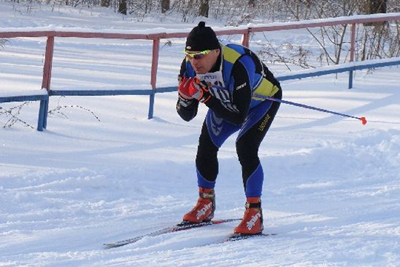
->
[176,43,282,197]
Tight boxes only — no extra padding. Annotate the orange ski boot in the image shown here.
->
[182,187,215,223]
[234,197,263,235]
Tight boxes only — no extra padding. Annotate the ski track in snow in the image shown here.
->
[1,3,400,267]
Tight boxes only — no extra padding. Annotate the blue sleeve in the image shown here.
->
[238,55,257,88]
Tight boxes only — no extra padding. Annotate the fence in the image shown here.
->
[1,13,400,131]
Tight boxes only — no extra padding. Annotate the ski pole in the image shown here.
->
[210,84,367,125]
[262,96,367,125]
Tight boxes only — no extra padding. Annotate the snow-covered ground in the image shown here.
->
[1,2,400,266]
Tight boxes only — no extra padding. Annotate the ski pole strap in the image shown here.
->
[261,96,367,125]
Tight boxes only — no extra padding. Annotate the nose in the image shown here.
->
[191,58,201,67]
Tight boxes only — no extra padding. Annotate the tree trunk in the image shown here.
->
[161,0,170,13]
[101,0,110,7]
[368,0,387,14]
[119,0,127,15]
[199,0,209,17]
[364,0,387,26]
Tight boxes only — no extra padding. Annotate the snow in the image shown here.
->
[0,89,47,98]
[1,2,400,267]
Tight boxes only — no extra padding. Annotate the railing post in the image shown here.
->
[348,23,356,89]
[37,97,48,131]
[241,28,251,48]
[38,35,54,130]
[148,38,160,119]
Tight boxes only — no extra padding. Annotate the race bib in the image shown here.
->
[196,71,225,89]
[197,71,238,113]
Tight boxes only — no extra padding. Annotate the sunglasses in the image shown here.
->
[184,49,211,60]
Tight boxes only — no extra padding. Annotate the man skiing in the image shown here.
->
[176,21,282,235]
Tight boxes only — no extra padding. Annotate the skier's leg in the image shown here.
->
[234,90,281,234]
[183,110,239,223]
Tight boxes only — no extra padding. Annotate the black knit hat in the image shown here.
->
[185,21,220,51]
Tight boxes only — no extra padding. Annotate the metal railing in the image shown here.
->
[1,13,400,131]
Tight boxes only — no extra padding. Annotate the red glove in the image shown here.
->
[178,77,195,99]
[178,77,211,103]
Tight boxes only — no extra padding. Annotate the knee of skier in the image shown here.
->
[236,140,259,168]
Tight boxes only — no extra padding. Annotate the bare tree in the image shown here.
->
[0,39,8,48]
[161,0,170,13]
[248,0,256,8]
[363,0,387,25]
[101,0,110,7]
[198,0,209,17]
[367,0,387,14]
[118,0,127,15]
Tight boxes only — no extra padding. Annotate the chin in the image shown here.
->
[195,69,206,74]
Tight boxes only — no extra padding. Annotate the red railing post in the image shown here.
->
[42,36,54,91]
[241,28,251,47]
[148,37,160,119]
[348,23,357,89]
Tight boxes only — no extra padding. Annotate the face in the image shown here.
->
[186,49,220,74]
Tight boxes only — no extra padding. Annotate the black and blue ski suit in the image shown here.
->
[176,43,282,197]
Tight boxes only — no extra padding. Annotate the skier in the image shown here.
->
[176,21,282,235]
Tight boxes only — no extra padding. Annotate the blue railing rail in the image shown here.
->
[0,94,49,130]
[2,57,399,131]
[152,57,400,93]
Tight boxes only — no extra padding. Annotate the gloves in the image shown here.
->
[178,77,211,103]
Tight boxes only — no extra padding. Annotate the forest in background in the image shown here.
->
[4,0,397,22]
[3,0,399,68]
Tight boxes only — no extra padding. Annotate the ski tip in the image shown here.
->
[103,243,120,249]
[104,241,135,249]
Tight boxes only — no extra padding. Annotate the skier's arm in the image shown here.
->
[176,59,199,121]
[176,96,199,121]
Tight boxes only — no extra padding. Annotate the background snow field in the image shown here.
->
[1,2,400,266]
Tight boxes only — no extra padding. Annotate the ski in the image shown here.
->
[205,232,276,246]
[199,232,277,246]
[225,232,276,242]
[104,218,240,249]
